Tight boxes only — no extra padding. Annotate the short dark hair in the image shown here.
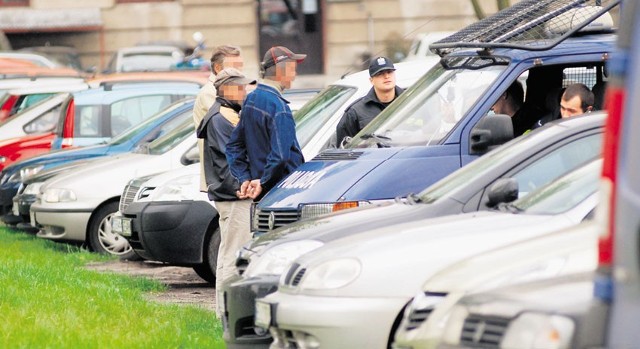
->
[562,83,595,111]
[505,80,524,107]
[210,45,241,72]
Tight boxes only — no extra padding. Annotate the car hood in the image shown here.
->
[288,211,580,298]
[40,152,180,199]
[141,162,199,187]
[250,200,447,252]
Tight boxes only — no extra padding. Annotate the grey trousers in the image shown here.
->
[214,199,253,315]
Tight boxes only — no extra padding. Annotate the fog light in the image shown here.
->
[112,218,123,234]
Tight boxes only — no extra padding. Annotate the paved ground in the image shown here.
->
[86,259,217,312]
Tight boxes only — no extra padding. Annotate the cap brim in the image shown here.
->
[370,67,396,76]
[289,53,307,63]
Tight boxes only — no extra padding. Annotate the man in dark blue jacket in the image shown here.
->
[197,67,256,314]
[226,46,306,200]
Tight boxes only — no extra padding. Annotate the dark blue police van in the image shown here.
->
[252,0,618,235]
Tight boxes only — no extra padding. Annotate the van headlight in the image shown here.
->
[243,240,323,278]
[501,313,575,349]
[42,188,77,203]
[298,258,361,290]
[300,201,370,220]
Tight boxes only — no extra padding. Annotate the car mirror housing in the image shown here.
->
[470,114,514,154]
[487,177,519,207]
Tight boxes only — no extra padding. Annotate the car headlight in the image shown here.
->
[42,188,77,203]
[300,201,370,220]
[23,182,44,195]
[298,258,361,290]
[5,170,21,184]
[501,313,575,349]
[148,174,199,201]
[243,240,323,278]
[20,165,44,181]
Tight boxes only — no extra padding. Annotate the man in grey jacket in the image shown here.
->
[196,68,255,314]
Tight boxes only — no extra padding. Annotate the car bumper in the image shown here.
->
[0,183,19,216]
[222,274,278,349]
[119,200,216,264]
[32,206,92,242]
[259,291,408,349]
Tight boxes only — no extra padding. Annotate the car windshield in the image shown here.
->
[109,100,191,146]
[143,116,193,155]
[347,60,506,148]
[512,158,601,215]
[294,84,357,148]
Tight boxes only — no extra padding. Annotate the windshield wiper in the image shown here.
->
[360,133,391,148]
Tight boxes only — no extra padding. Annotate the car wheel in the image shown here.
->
[192,225,221,283]
[88,201,137,259]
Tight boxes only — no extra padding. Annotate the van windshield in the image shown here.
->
[348,61,506,148]
[294,84,356,148]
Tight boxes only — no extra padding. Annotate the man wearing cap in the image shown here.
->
[226,46,306,201]
[336,56,404,146]
[193,45,244,193]
[196,67,256,309]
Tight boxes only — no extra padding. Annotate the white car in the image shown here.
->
[105,45,185,73]
[295,57,438,158]
[254,159,599,349]
[392,220,598,349]
[30,115,197,258]
[403,32,454,62]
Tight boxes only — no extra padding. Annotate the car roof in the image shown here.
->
[331,57,440,89]
[72,82,199,104]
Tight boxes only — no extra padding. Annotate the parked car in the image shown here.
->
[111,60,433,284]
[255,157,599,349]
[250,0,615,236]
[220,112,604,348]
[0,98,196,225]
[402,31,454,62]
[104,45,187,73]
[393,219,599,349]
[0,93,70,142]
[0,51,64,69]
[30,115,198,258]
[18,46,85,72]
[0,79,89,122]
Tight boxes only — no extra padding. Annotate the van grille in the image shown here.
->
[254,208,300,232]
[311,150,363,161]
[460,315,510,348]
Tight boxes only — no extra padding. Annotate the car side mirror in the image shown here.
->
[487,177,519,207]
[470,114,514,154]
[181,146,200,165]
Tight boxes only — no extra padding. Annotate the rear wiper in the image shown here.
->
[360,133,391,148]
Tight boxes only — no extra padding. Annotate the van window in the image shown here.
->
[109,95,173,136]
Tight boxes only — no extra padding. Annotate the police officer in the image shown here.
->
[336,56,404,146]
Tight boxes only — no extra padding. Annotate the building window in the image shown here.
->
[0,0,29,6]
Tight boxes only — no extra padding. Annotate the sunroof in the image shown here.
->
[431,0,619,56]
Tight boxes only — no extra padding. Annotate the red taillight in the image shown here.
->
[0,94,19,122]
[598,86,624,266]
[63,99,75,139]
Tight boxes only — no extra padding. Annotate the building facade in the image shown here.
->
[0,0,501,84]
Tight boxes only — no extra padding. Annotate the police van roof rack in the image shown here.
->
[430,0,619,57]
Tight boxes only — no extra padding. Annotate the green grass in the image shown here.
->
[0,226,225,348]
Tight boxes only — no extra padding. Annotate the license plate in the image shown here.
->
[11,200,19,216]
[29,210,36,227]
[117,218,132,237]
[255,300,273,329]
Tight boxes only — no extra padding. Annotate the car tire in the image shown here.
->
[87,201,137,260]
[192,225,221,284]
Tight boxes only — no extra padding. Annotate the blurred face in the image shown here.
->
[370,70,396,93]
[560,94,585,118]
[214,55,244,74]
[220,83,247,104]
[275,61,298,89]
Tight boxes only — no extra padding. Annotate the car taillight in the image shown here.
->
[61,98,75,148]
[598,86,623,267]
[0,94,19,122]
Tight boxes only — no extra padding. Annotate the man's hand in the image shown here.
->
[237,180,251,199]
[247,179,263,199]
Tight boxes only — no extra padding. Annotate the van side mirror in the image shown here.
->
[487,177,519,207]
[470,114,514,154]
[181,146,200,165]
